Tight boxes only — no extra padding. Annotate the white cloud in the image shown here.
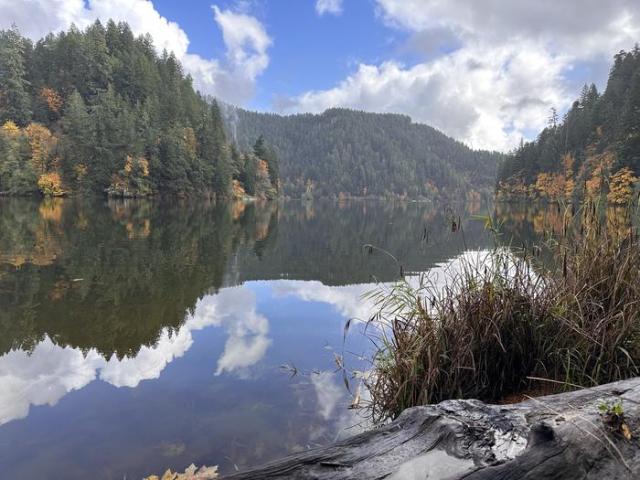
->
[209,5,272,103]
[316,0,343,16]
[0,0,272,104]
[374,0,640,57]
[281,0,640,151]
[310,371,343,420]
[278,44,568,151]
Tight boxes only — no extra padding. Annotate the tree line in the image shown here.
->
[497,47,640,204]
[0,22,278,199]
[225,106,503,200]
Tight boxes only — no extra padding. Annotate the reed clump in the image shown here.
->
[365,202,640,422]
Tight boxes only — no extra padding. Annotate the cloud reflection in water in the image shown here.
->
[0,252,491,426]
[0,284,272,425]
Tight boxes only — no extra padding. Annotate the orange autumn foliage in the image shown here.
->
[257,158,269,177]
[74,163,89,182]
[584,151,615,199]
[232,179,246,199]
[123,155,149,177]
[39,87,63,113]
[534,172,565,201]
[562,153,575,197]
[37,172,65,196]
[607,167,637,205]
[25,123,57,174]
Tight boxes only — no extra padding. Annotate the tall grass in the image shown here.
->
[364,202,640,422]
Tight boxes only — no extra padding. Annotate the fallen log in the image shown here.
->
[222,377,640,479]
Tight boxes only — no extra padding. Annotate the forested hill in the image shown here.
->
[224,107,502,199]
[0,22,277,199]
[497,47,640,204]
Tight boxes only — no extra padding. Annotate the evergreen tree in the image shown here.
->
[226,107,501,198]
[84,20,112,99]
[243,154,257,195]
[0,23,272,198]
[213,144,233,195]
[0,26,32,125]
[497,47,640,201]
[265,145,279,191]
[253,135,267,159]
[60,90,94,188]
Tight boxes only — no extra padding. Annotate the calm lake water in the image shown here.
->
[0,197,549,479]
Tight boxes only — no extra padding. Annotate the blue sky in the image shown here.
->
[153,0,408,110]
[2,0,639,150]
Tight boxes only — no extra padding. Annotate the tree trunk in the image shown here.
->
[222,377,640,479]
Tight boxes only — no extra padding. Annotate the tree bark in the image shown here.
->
[222,377,640,479]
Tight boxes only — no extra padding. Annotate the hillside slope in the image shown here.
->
[497,47,640,203]
[224,107,502,199]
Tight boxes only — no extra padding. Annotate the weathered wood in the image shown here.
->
[222,378,640,479]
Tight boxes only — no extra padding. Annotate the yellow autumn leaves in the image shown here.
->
[607,167,637,205]
[37,172,64,196]
[499,150,638,205]
[144,463,218,480]
[1,120,65,196]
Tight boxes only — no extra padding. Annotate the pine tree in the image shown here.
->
[253,134,278,191]
[243,153,257,196]
[264,145,279,191]
[253,135,267,159]
[619,68,640,172]
[213,144,233,196]
[84,20,112,99]
[0,24,275,198]
[0,27,32,125]
[61,90,94,188]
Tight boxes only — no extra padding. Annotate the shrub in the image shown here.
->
[37,172,65,196]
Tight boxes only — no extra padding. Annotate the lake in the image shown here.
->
[0,197,549,479]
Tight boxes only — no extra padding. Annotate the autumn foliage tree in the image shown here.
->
[497,47,640,206]
[0,23,278,199]
[0,121,37,194]
[37,172,65,196]
[25,123,57,174]
[607,167,637,205]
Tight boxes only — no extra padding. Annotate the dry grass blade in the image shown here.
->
[364,200,640,422]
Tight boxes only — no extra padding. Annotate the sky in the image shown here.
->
[1,0,640,151]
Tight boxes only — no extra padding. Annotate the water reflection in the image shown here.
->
[271,281,374,322]
[0,197,499,479]
[195,288,271,376]
[0,336,104,425]
[494,201,638,249]
[0,284,273,426]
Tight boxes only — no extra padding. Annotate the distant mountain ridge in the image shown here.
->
[223,106,503,199]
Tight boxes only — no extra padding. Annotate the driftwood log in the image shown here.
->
[222,377,640,479]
